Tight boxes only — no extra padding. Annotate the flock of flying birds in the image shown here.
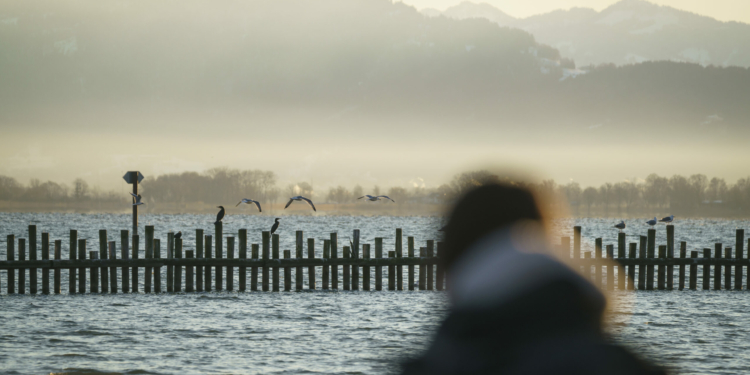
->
[129,192,396,234]
[613,215,675,233]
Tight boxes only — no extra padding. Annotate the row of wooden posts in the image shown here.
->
[0,224,444,294]
[1,224,748,295]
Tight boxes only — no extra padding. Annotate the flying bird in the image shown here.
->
[646,217,657,227]
[284,196,316,211]
[215,206,225,224]
[358,195,395,202]
[130,193,144,206]
[614,221,626,232]
[659,215,674,224]
[236,198,262,212]
[271,218,280,234]
[174,231,182,240]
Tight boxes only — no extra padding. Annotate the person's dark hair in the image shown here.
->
[443,183,543,270]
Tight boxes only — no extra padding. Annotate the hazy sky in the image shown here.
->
[403,0,750,23]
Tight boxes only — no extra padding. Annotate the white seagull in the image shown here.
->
[357,195,396,202]
[130,193,144,206]
[614,221,626,232]
[646,217,657,227]
[284,196,316,212]
[659,215,674,224]
[235,198,262,212]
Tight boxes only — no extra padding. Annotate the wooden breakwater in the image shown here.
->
[0,224,747,295]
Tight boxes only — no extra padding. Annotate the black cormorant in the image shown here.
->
[215,206,225,224]
[175,231,182,240]
[271,218,280,234]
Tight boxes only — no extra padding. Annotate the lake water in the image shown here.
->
[1,213,749,374]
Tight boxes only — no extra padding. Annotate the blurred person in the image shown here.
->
[402,184,665,375]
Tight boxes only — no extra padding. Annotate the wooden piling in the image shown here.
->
[418,247,426,290]
[584,252,592,282]
[6,235,14,294]
[689,251,698,290]
[205,235,212,291]
[595,238,602,288]
[396,228,403,291]
[227,236,235,291]
[18,238,25,294]
[725,247,732,290]
[561,236,571,260]
[29,225,37,294]
[352,230,360,291]
[98,230,108,293]
[573,226,581,259]
[121,230,129,293]
[132,234,139,293]
[647,229,655,290]
[323,240,330,290]
[145,226,154,293]
[427,240,434,291]
[388,251,396,291]
[239,229,246,292]
[175,237,182,292]
[308,238,315,290]
[154,239,162,293]
[296,231,303,291]
[375,239,383,291]
[606,245,614,291]
[702,248,710,290]
[215,222,223,291]
[436,242,444,291]
[667,225,675,291]
[197,229,204,292]
[408,237,415,291]
[90,251,98,293]
[628,243,636,290]
[679,242,686,290]
[363,244,370,291]
[343,246,351,291]
[284,250,291,291]
[109,241,117,293]
[186,250,194,292]
[262,231,270,292]
[272,234,280,292]
[331,232,338,290]
[736,229,744,290]
[68,230,76,294]
[54,240,62,294]
[714,244,721,290]
[78,238,85,294]
[251,243,259,291]
[657,245,666,290]
[638,236,646,290]
[42,232,50,294]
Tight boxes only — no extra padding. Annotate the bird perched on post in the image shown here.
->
[659,215,674,225]
[215,206,225,224]
[174,231,182,240]
[358,195,395,202]
[614,221,626,232]
[130,193,144,206]
[271,218,280,234]
[236,198,262,212]
[646,217,657,227]
[284,196,316,211]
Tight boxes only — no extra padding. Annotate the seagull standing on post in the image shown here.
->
[659,215,674,225]
[358,195,395,202]
[130,193,144,206]
[646,217,657,227]
[271,218,280,234]
[284,196,316,212]
[614,221,626,232]
[215,206,225,225]
[236,198,262,212]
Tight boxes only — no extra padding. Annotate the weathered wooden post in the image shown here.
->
[262,231,270,292]
[594,238,602,288]
[647,229,655,290]
[628,243,636,290]
[606,245,614,291]
[388,251,396,291]
[323,240,330,290]
[667,225,675,290]
[584,252,592,282]
[215,222,223,291]
[145,226,154,293]
[702,248,710,290]
[573,226,582,259]
[714,244,722,290]
[679,242,686,290]
[7,235,15,294]
[121,230,129,293]
[132,234,139,293]
[99,230,108,293]
[419,247,426,290]
[363,244,371,291]
[617,233,626,290]
[42,232,50,295]
[284,250,291,291]
[724,247,732,290]
[408,237,415,291]
[308,238,315,290]
[68,231,76,295]
[657,245,666,290]
[186,250,194,292]
[227,236,235,291]
[154,239,162,293]
[296,231,303,291]
[174,237,183,292]
[343,246,351,291]
[29,225,37,294]
[196,229,204,292]
[689,251,698,290]
[747,238,750,289]
[638,236,646,290]
[251,243,259,291]
[205,235,212,291]
[352,229,360,291]
[331,233,338,290]
[375,238,384,291]
[561,236,571,260]
[239,229,247,292]
[736,229,744,290]
[396,228,403,291]
[18,238,26,294]
[90,251,98,293]
[109,241,117,293]
[78,238,85,294]
[272,234,280,292]
[436,242,445,291]
[427,240,434,291]
[54,240,62,294]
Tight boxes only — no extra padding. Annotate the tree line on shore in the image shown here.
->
[0,169,749,214]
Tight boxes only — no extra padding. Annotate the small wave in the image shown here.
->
[73,330,111,336]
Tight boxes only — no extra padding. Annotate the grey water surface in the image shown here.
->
[1,213,749,374]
